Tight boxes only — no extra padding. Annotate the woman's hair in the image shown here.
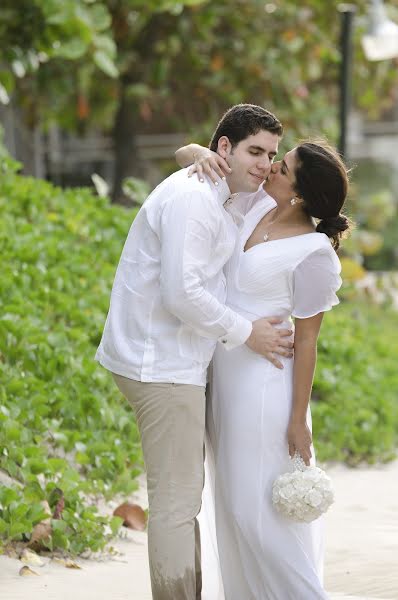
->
[294,141,352,250]
[209,104,283,152]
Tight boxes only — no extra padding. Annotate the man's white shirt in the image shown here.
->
[95,168,254,386]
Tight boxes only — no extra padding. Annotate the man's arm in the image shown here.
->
[159,188,251,350]
[159,188,294,365]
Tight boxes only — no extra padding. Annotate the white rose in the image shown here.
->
[305,490,323,507]
[281,484,295,500]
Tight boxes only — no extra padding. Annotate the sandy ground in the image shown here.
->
[1,461,398,600]
[324,461,398,599]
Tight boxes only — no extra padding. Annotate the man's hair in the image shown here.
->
[209,104,283,152]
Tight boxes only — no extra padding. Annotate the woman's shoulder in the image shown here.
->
[299,231,335,253]
[293,232,341,270]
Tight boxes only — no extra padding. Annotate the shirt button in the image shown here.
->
[221,339,227,344]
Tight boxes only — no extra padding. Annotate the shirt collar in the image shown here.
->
[211,174,231,207]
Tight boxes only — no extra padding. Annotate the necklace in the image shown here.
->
[262,210,309,242]
[262,209,279,242]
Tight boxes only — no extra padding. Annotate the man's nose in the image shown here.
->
[257,156,272,172]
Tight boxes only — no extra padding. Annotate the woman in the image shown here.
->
[176,141,351,599]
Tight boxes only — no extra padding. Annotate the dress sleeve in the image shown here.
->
[292,246,342,319]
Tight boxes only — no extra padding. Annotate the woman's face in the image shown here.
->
[264,148,299,204]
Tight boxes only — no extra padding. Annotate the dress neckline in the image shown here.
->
[243,232,319,255]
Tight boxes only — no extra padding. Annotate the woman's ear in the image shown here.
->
[217,136,231,159]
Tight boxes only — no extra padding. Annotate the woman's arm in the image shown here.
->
[287,312,324,465]
[175,143,209,168]
[175,143,231,183]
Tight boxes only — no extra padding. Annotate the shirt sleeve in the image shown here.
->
[159,189,253,349]
[292,246,342,319]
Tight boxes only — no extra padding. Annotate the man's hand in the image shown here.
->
[287,421,312,466]
[245,317,294,369]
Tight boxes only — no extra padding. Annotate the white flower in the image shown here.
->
[305,489,323,507]
[279,483,295,500]
[272,456,334,523]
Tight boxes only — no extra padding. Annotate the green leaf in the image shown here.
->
[126,83,151,100]
[0,518,8,534]
[51,528,69,550]
[52,519,68,532]
[11,60,26,78]
[93,51,118,78]
[89,4,112,31]
[0,81,11,105]
[53,39,88,60]
[93,35,116,58]
[0,487,19,506]
[9,521,29,539]
[23,481,45,503]
[109,515,122,535]
[46,9,72,26]
[122,177,150,205]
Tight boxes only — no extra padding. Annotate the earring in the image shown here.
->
[291,197,302,206]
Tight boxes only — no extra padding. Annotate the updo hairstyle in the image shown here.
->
[294,142,352,250]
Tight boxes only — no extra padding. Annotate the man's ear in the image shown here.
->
[217,136,232,159]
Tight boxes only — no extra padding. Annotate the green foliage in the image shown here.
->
[2,1,398,140]
[0,0,117,98]
[0,127,21,174]
[122,176,151,205]
[0,168,142,554]
[346,160,398,270]
[339,158,398,272]
[313,302,398,464]
[2,1,398,202]
[104,0,398,147]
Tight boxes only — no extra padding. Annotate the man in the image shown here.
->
[96,104,292,600]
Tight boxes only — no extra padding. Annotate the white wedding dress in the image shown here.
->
[199,195,341,600]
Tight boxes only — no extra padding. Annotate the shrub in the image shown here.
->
[0,169,142,554]
[313,302,398,464]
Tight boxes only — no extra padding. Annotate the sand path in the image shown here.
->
[1,461,397,600]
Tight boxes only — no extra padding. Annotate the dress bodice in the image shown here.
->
[224,195,342,321]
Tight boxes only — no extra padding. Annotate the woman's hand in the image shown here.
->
[287,421,312,466]
[187,148,231,184]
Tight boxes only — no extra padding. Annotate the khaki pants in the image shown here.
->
[112,374,205,600]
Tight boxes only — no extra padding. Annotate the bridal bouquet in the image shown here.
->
[272,453,334,523]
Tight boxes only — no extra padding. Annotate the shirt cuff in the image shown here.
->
[218,315,252,351]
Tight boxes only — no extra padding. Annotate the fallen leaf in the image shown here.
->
[19,565,40,576]
[113,502,147,531]
[51,557,82,569]
[65,559,81,569]
[51,556,67,566]
[28,501,52,551]
[48,488,64,518]
[4,546,19,559]
[52,494,65,519]
[20,549,45,567]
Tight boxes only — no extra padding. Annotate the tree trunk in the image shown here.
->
[111,83,142,205]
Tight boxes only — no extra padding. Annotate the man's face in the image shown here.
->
[219,131,279,194]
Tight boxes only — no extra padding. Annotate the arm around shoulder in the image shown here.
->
[175,143,208,168]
